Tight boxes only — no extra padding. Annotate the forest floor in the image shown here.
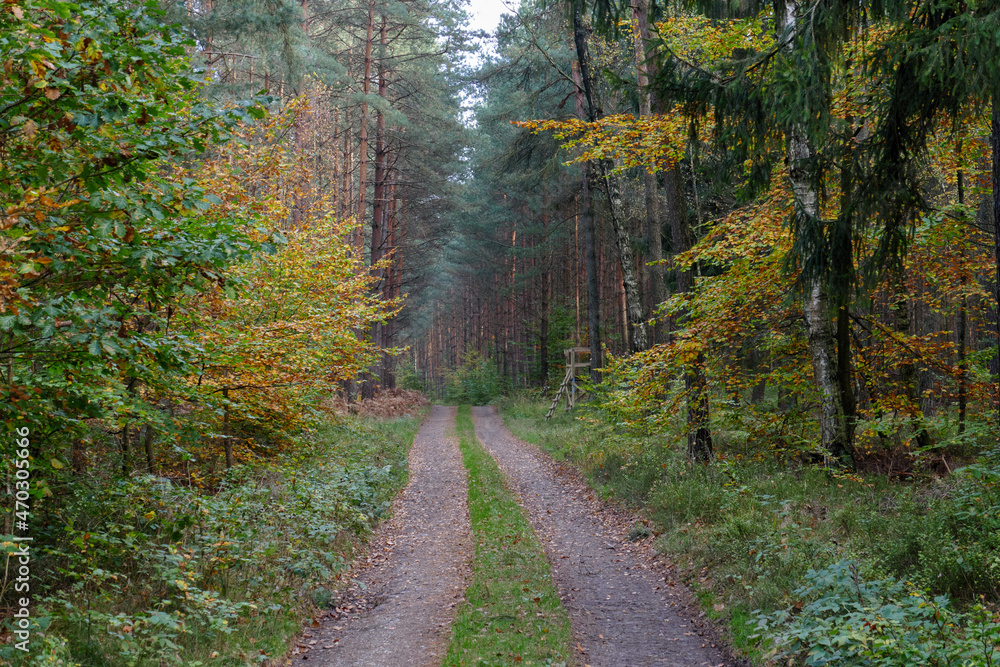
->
[293,405,735,667]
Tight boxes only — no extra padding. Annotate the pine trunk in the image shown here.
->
[540,205,550,384]
[357,0,375,224]
[992,97,1000,430]
[291,0,310,226]
[631,0,665,344]
[371,12,389,393]
[573,60,602,380]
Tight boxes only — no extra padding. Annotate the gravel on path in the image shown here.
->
[472,405,731,667]
[299,405,472,667]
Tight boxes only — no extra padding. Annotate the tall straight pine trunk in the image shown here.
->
[631,0,665,344]
[993,98,1000,431]
[355,4,376,400]
[572,60,603,380]
[371,11,390,393]
[357,0,374,225]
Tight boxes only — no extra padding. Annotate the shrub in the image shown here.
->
[0,416,420,666]
[445,351,502,405]
[757,561,1000,666]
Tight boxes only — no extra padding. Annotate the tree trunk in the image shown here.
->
[223,386,234,469]
[992,97,1000,430]
[572,7,647,353]
[599,161,648,352]
[357,0,375,225]
[121,377,139,475]
[664,164,713,461]
[370,11,389,396]
[342,106,353,224]
[540,205,550,384]
[381,186,400,390]
[836,306,856,447]
[291,0,310,226]
[781,0,851,465]
[631,0,665,345]
[663,167,692,296]
[957,162,968,433]
[804,281,851,462]
[573,59,602,380]
[958,289,967,433]
[355,1,376,401]
[686,367,713,462]
[835,124,857,456]
[72,438,87,474]
[143,424,156,474]
[583,167,602,381]
[120,423,130,476]
[893,279,931,450]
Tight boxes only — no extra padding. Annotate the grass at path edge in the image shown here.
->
[498,397,1000,666]
[443,406,573,667]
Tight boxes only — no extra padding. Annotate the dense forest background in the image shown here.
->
[1,0,999,663]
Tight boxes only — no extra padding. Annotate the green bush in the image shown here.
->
[398,366,428,392]
[498,399,1000,664]
[445,351,502,405]
[1,416,421,667]
[757,561,1000,666]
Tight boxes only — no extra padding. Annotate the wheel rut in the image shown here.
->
[472,405,730,667]
[299,405,472,667]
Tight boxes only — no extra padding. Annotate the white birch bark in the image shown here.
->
[782,1,849,461]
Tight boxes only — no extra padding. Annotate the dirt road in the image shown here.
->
[298,405,732,666]
[301,405,472,667]
[472,406,728,667]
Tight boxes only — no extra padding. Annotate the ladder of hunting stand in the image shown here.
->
[546,347,590,420]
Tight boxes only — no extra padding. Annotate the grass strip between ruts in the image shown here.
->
[443,405,573,667]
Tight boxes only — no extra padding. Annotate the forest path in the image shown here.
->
[471,406,730,667]
[298,405,472,667]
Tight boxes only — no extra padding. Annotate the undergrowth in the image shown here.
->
[500,396,1000,665]
[437,351,503,405]
[443,405,572,667]
[1,413,424,667]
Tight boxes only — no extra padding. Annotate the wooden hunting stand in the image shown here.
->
[546,347,590,419]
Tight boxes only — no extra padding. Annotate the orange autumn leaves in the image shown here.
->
[518,113,692,173]
[178,103,399,445]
